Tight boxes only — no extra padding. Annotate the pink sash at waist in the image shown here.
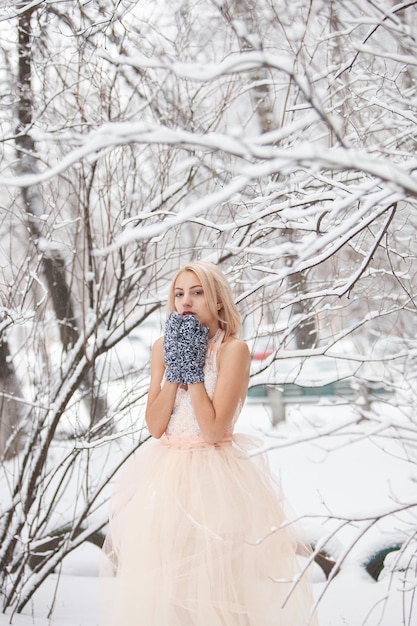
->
[161,433,233,449]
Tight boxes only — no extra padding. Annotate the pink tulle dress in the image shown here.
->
[102,329,317,626]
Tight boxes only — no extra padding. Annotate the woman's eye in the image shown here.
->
[175,293,183,298]
[193,290,203,296]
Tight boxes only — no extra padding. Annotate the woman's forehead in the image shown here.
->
[174,270,200,289]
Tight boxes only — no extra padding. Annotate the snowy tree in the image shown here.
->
[0,0,416,620]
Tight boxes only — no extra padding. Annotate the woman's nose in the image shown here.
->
[182,293,192,307]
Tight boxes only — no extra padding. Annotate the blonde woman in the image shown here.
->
[103,261,317,626]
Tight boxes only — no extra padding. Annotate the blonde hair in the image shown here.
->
[167,261,242,338]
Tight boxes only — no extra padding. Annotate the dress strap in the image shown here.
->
[208,328,225,352]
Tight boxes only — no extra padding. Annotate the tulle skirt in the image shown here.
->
[101,434,317,626]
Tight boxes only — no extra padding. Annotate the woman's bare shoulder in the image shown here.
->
[153,336,164,350]
[220,336,250,361]
[151,336,164,361]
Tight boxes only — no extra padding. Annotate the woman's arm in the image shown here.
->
[187,339,250,444]
[145,337,178,438]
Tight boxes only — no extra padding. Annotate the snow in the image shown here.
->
[1,399,415,626]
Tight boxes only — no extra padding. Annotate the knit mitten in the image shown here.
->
[163,311,183,383]
[178,314,209,384]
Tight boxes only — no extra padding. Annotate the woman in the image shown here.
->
[102,261,317,626]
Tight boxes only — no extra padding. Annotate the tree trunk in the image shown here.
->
[0,329,24,459]
[223,0,318,349]
[15,3,108,426]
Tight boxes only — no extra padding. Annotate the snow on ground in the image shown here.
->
[1,399,416,626]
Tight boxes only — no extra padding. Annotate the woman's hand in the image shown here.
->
[163,311,183,383]
[178,314,209,384]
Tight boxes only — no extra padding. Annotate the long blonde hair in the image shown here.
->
[167,261,242,338]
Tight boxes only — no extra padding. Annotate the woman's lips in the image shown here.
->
[182,311,195,316]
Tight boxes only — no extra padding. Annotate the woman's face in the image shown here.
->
[173,271,220,334]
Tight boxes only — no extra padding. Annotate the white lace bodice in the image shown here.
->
[165,329,240,438]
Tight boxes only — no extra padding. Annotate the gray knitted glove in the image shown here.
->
[178,314,209,384]
[163,311,183,383]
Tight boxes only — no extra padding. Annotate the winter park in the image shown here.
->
[1,1,417,625]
